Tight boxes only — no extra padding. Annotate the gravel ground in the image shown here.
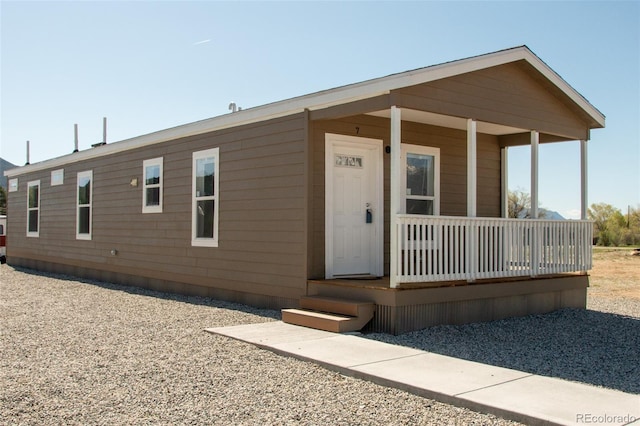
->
[367,298,640,395]
[0,266,519,426]
[587,296,640,319]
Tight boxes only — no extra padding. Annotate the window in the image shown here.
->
[76,171,93,240]
[51,169,64,186]
[401,144,440,215]
[192,148,219,247]
[142,157,163,213]
[9,178,18,192]
[27,180,40,237]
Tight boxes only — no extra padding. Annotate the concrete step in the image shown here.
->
[282,296,375,333]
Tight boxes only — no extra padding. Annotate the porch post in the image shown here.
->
[530,130,540,277]
[467,119,477,217]
[530,130,539,219]
[390,106,401,289]
[501,147,509,218]
[581,139,588,220]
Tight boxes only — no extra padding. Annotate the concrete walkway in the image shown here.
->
[206,322,640,426]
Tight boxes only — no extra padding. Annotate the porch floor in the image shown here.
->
[306,274,589,333]
[308,272,586,291]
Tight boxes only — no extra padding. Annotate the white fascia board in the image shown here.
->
[519,50,606,128]
[378,46,605,128]
[5,46,603,178]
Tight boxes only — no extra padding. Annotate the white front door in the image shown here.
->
[325,134,383,278]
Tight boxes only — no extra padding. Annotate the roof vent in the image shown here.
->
[92,117,107,148]
[73,124,79,153]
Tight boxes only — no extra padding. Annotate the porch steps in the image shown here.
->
[281,296,375,333]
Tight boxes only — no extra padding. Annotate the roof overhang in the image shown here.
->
[5,46,604,178]
[366,109,526,136]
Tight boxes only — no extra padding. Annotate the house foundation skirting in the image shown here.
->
[8,257,298,311]
[308,275,588,334]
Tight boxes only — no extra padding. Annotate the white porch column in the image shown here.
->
[530,130,540,277]
[530,130,539,219]
[390,106,402,288]
[581,139,588,220]
[467,119,477,217]
[501,146,509,218]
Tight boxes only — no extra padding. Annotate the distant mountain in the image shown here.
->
[540,209,565,220]
[0,158,18,189]
[518,208,565,220]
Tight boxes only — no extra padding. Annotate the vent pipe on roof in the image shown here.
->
[228,102,242,113]
[91,117,107,148]
[25,140,30,165]
[73,124,79,153]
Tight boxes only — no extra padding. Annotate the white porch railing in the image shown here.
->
[395,215,593,283]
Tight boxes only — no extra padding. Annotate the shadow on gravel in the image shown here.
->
[11,266,281,321]
[366,308,640,394]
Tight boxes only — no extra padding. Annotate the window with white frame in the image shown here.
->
[192,148,219,247]
[401,144,440,215]
[27,180,40,237]
[76,171,93,240]
[142,157,163,213]
[51,169,64,186]
[9,178,18,192]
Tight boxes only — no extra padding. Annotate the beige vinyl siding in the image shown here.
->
[309,115,501,278]
[391,61,590,141]
[7,114,308,302]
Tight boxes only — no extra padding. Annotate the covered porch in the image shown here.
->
[307,103,596,333]
[384,103,594,288]
[298,48,605,333]
[315,103,596,288]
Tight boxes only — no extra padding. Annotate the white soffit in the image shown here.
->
[367,110,525,135]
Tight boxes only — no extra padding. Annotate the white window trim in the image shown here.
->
[51,169,64,186]
[76,170,93,240]
[9,178,18,192]
[191,148,219,247]
[401,144,440,215]
[26,180,40,237]
[142,157,163,213]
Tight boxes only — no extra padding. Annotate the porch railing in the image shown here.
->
[395,215,593,283]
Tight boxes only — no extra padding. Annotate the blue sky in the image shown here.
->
[1,1,638,218]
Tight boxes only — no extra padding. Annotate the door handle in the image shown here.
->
[366,208,373,223]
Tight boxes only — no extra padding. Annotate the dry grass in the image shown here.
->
[589,247,640,300]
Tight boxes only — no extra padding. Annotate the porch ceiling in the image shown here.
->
[366,109,526,136]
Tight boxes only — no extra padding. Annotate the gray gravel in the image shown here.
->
[1,266,519,425]
[588,296,640,319]
[367,298,640,395]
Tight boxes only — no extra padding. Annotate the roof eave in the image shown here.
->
[5,46,604,178]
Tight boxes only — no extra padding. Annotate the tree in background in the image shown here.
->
[0,186,6,216]
[588,203,640,246]
[622,205,640,246]
[508,189,530,218]
[508,189,546,219]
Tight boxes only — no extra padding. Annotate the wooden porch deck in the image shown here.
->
[306,273,589,334]
[308,272,586,291]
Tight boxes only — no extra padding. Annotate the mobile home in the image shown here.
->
[4,46,603,334]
